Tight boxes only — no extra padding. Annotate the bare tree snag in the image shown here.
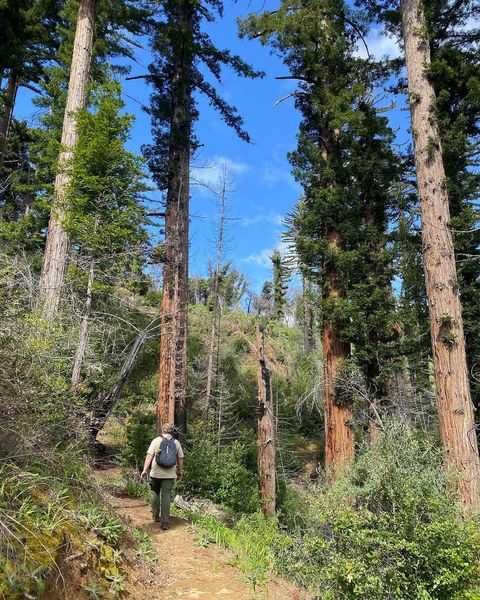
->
[206,167,228,419]
[0,70,18,164]
[402,0,480,509]
[38,0,95,320]
[256,324,276,516]
[71,260,94,388]
[156,0,194,435]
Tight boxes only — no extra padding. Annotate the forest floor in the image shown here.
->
[95,465,309,600]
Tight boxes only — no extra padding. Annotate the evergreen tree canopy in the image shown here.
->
[143,0,263,189]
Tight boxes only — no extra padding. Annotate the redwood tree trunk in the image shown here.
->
[323,228,354,474]
[38,0,95,320]
[0,70,18,164]
[402,0,480,509]
[256,325,276,516]
[157,0,193,436]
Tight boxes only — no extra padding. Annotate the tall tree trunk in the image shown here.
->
[206,171,227,419]
[402,0,480,509]
[323,229,354,474]
[321,127,354,475]
[256,325,276,516]
[71,259,94,388]
[38,0,95,320]
[0,69,18,165]
[157,0,193,436]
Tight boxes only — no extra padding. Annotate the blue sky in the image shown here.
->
[14,0,408,293]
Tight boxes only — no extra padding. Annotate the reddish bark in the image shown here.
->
[157,0,193,435]
[322,232,354,474]
[401,0,480,508]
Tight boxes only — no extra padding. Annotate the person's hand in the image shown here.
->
[177,470,183,481]
[140,470,149,481]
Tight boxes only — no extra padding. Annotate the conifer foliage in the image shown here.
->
[144,0,261,433]
[243,0,399,475]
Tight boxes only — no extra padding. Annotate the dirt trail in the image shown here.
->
[96,468,307,600]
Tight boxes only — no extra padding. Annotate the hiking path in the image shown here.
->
[95,466,309,600]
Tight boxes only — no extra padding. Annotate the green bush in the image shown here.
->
[274,423,480,600]
[178,422,260,514]
[121,408,156,469]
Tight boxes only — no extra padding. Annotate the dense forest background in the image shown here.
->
[1,0,480,598]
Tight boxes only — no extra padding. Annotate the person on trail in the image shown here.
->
[141,423,184,529]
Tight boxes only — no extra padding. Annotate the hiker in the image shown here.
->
[141,423,184,529]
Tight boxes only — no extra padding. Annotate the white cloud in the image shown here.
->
[191,156,249,190]
[240,212,284,227]
[355,28,401,61]
[243,240,293,268]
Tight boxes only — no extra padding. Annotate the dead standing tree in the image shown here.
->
[38,0,96,320]
[205,163,231,420]
[401,0,480,509]
[255,324,276,516]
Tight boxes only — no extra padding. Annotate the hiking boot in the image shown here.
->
[161,520,169,530]
[153,514,160,523]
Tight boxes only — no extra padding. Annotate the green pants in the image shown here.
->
[150,477,175,522]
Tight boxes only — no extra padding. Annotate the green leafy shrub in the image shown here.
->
[274,423,480,600]
[178,423,260,514]
[121,408,156,469]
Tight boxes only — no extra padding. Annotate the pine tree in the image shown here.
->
[31,0,151,320]
[243,0,399,474]
[65,79,147,390]
[0,0,62,163]
[144,0,261,434]
[427,1,480,410]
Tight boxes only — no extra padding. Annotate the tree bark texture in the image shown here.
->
[321,127,354,475]
[0,70,18,164]
[71,260,94,388]
[157,0,194,436]
[38,0,95,320]
[256,325,276,516]
[323,232,354,474]
[402,0,480,508]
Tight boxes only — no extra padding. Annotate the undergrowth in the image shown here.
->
[180,423,480,600]
[0,459,140,599]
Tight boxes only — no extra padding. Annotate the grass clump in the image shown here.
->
[0,461,128,599]
[185,511,278,590]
